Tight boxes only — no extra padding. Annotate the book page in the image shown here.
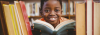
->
[34,20,55,34]
[34,19,75,34]
[55,19,75,31]
[35,20,54,30]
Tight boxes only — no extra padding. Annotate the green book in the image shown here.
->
[33,20,75,35]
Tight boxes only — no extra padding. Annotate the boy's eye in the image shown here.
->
[55,10,60,12]
[45,10,50,13]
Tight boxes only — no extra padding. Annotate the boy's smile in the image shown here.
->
[49,17,57,21]
[47,15,58,21]
[41,0,62,27]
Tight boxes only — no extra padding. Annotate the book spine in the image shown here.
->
[87,0,92,35]
[62,2,66,15]
[92,1,94,35]
[32,3,35,16]
[14,1,28,35]
[35,3,40,16]
[76,2,86,35]
[93,2,100,35]
[66,2,68,15]
[19,1,32,35]
[13,5,21,35]
[86,0,87,35]
[14,1,22,35]
[70,1,73,15]
[9,4,17,35]
[64,2,66,15]
[74,2,75,15]
[26,3,31,17]
[3,4,15,35]
[0,1,9,35]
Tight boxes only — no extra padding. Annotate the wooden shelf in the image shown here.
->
[29,15,75,18]
[21,0,68,2]
[62,15,75,17]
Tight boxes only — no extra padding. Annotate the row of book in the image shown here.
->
[25,2,40,17]
[0,1,32,35]
[75,0,100,35]
[25,1,91,17]
[0,0,100,35]
[25,1,76,17]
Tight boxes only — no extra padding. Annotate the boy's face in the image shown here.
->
[41,1,62,24]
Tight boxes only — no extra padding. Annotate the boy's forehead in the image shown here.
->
[44,1,60,5]
[43,0,60,4]
[43,0,61,6]
[43,1,61,8]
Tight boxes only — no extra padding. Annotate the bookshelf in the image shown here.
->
[0,0,89,19]
[0,0,89,35]
[21,0,75,20]
[1,0,100,35]
[23,0,76,35]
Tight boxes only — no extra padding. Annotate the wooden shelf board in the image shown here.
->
[29,15,75,18]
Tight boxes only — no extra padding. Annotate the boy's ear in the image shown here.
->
[39,8,43,17]
[40,10,43,17]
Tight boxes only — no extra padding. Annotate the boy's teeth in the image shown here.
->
[50,18,56,20]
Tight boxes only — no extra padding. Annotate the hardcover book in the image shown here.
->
[19,1,33,35]
[33,19,75,35]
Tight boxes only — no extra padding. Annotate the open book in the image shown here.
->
[33,19,75,35]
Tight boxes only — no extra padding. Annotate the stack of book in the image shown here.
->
[75,0,100,35]
[0,1,32,35]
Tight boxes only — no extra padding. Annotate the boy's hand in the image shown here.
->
[31,25,42,35]
[66,26,76,35]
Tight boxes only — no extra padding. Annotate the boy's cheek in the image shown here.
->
[42,13,48,17]
[57,14,62,18]
[57,12,62,15]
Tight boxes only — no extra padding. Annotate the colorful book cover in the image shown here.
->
[9,4,18,35]
[3,4,15,35]
[14,1,28,35]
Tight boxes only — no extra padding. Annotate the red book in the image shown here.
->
[19,1,32,35]
[92,1,94,35]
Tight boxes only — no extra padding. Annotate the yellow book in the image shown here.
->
[9,4,21,35]
[76,2,85,35]
[3,4,15,35]
[9,4,17,35]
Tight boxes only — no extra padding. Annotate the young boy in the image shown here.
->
[40,0,68,28]
[32,0,74,35]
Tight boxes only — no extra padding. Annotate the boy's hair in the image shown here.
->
[40,0,62,10]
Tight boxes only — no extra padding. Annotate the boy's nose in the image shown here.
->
[49,11,55,16]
